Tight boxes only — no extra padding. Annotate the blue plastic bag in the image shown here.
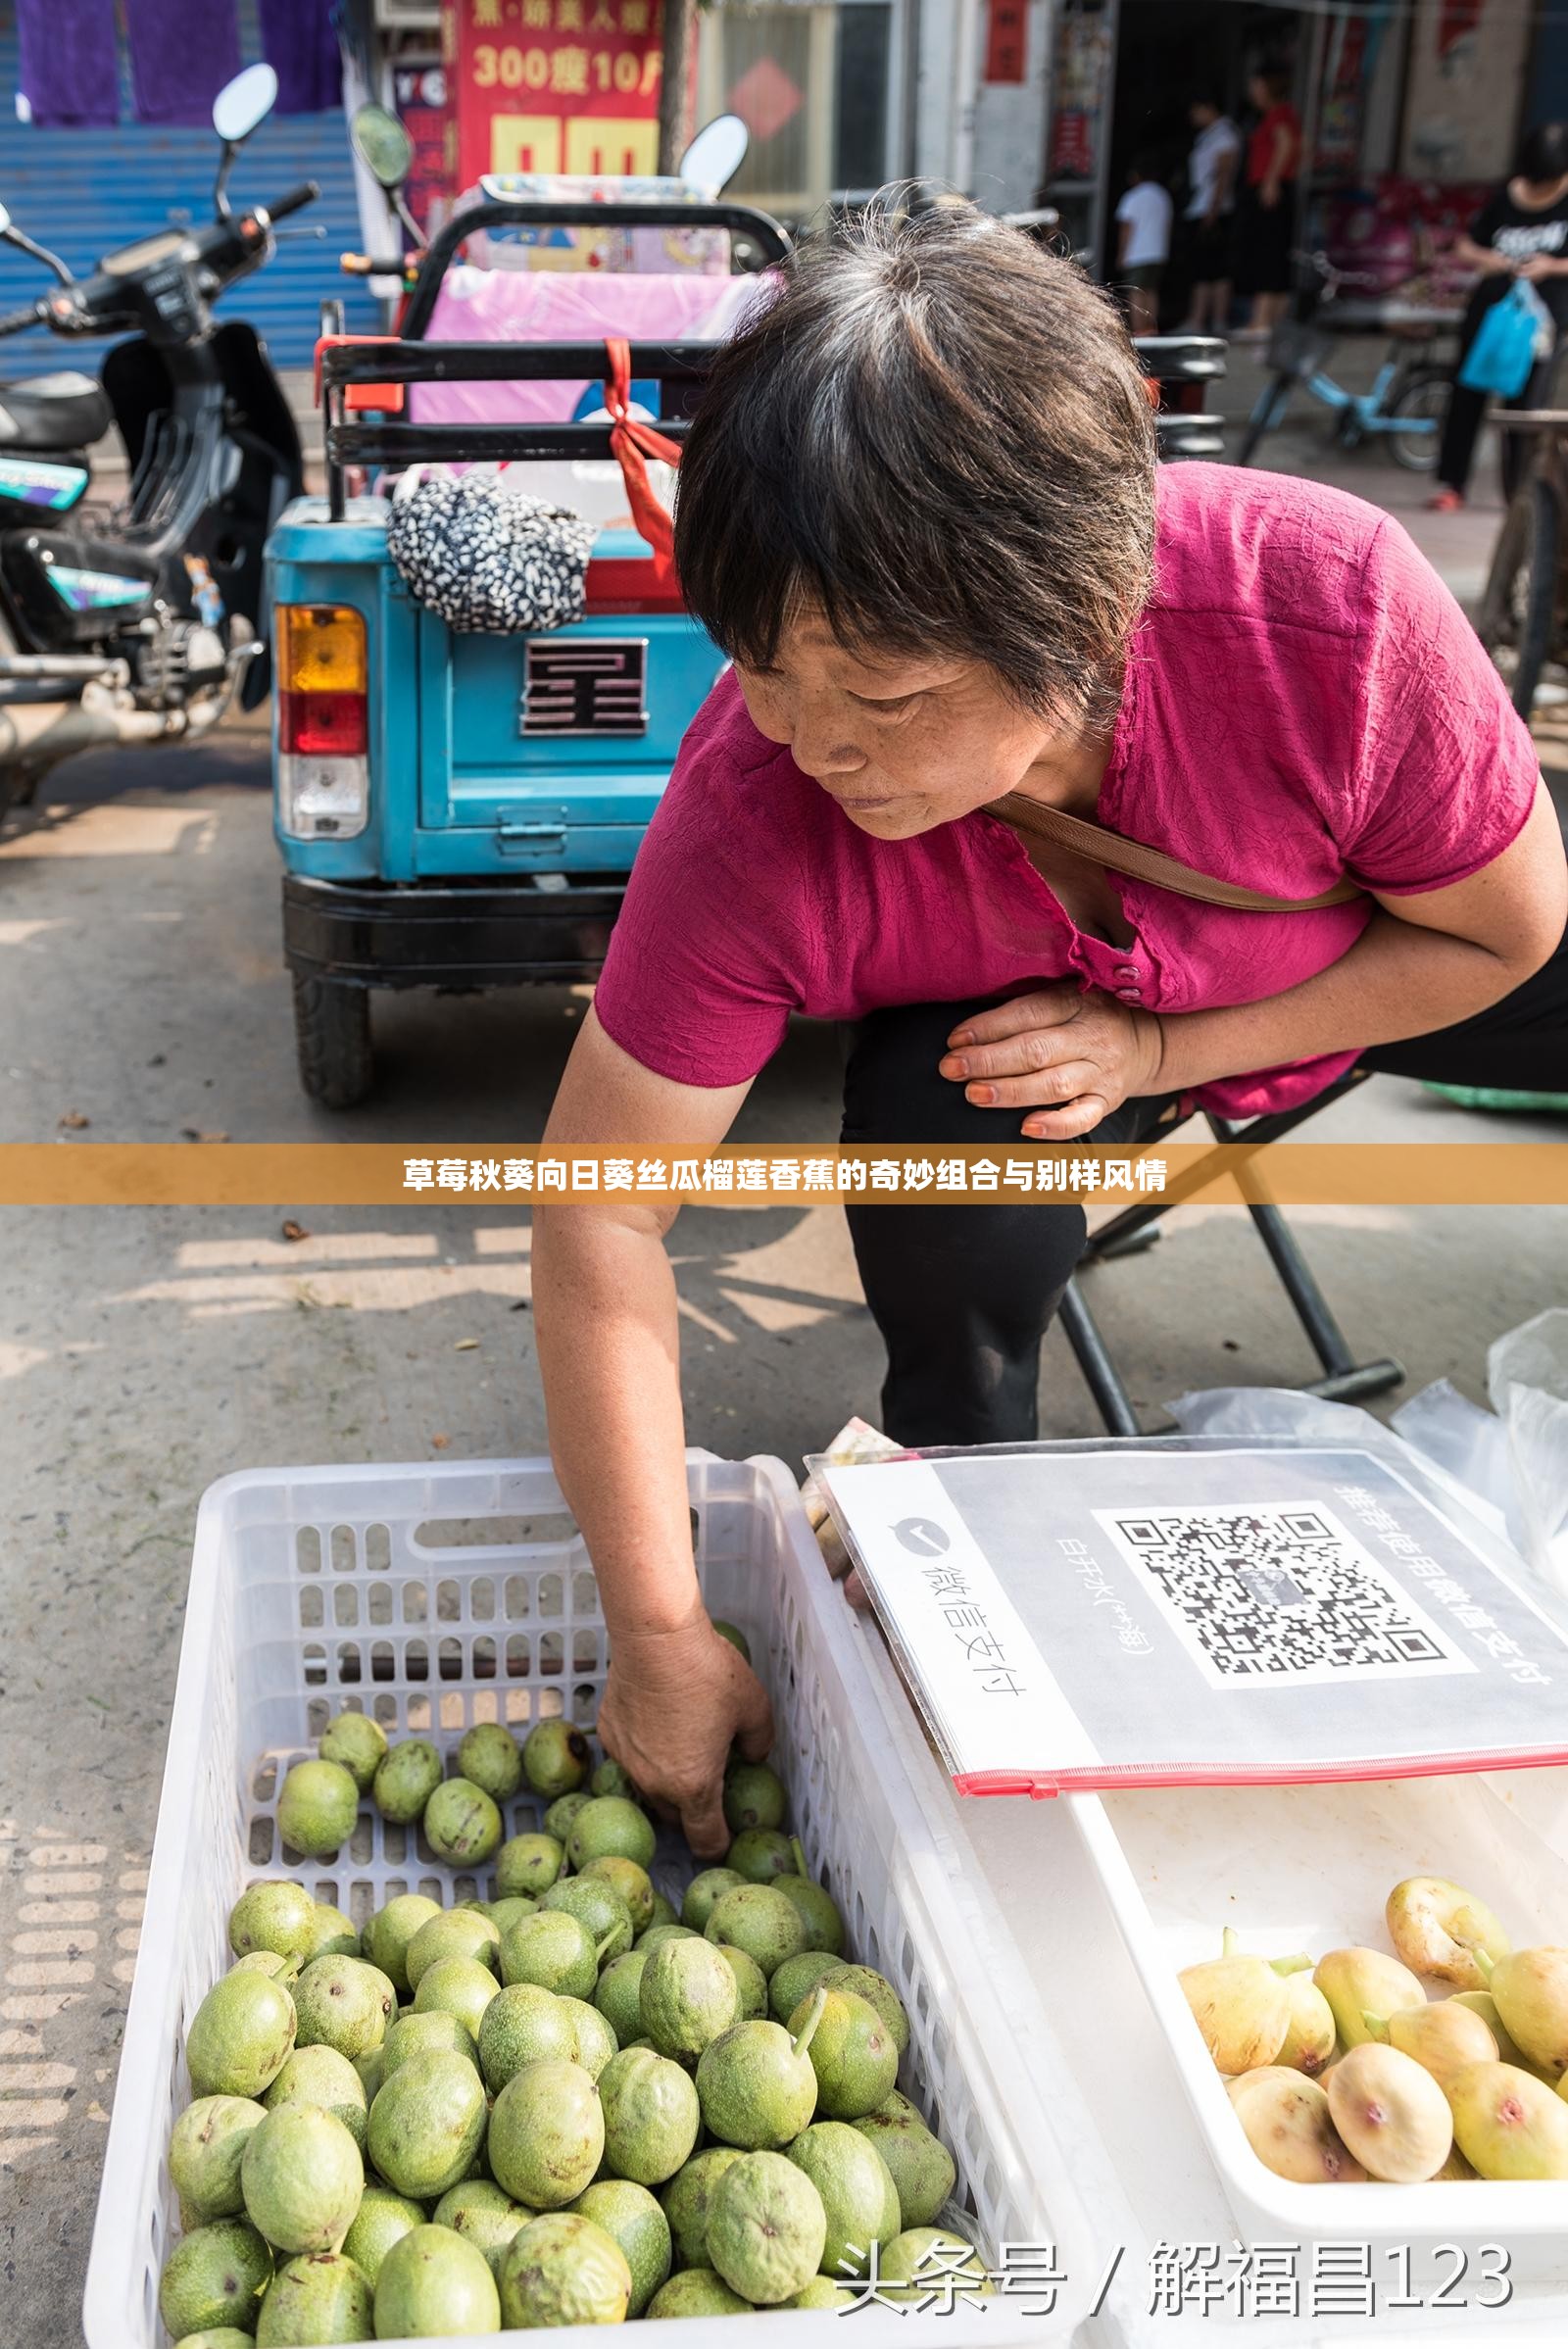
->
[1459,281,1544,398]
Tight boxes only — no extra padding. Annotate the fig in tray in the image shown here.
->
[157,1701,980,2331]
[1178,1872,1568,2183]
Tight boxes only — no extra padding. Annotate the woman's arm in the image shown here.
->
[1455,232,1511,274]
[941,780,1566,1135]
[1207,148,1237,223]
[533,1009,771,1853]
[1260,122,1294,206]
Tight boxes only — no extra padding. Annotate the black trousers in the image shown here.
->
[839,924,1568,1448]
[1437,286,1558,499]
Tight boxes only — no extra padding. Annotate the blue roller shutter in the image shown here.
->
[0,0,377,370]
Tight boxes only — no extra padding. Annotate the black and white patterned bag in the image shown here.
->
[385,471,597,634]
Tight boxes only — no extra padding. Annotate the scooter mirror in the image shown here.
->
[678,114,749,194]
[213,62,278,146]
[0,203,10,236]
[351,104,415,193]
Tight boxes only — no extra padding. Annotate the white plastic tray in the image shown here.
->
[81,1454,1102,2349]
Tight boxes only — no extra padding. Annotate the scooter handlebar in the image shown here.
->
[268,183,319,222]
[0,297,46,336]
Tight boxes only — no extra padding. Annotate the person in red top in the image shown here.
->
[531,204,1567,1852]
[1234,67,1302,332]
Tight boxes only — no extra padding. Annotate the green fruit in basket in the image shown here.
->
[772,1877,846,1958]
[707,2148,826,2304]
[501,1909,602,2000]
[230,1952,301,1988]
[1452,1990,1548,2078]
[695,1990,826,2151]
[170,2332,259,2348]
[372,1739,443,1825]
[1310,1947,1423,2057]
[495,1832,564,1900]
[1226,2068,1367,2183]
[477,1982,576,2092]
[497,2210,632,2328]
[646,2268,750,2318]
[724,1828,795,1884]
[561,1994,618,2080]
[715,1945,768,2025]
[171,2096,269,2223]
[433,2178,533,2272]
[456,1722,522,1803]
[769,1951,842,2025]
[646,1891,678,1931]
[1450,2058,1568,2178]
[779,2276,857,2310]
[1374,1998,1499,2093]
[638,1924,698,1954]
[277,1761,360,1862]
[373,2224,501,2338]
[1274,1973,1336,2078]
[705,1884,810,1980]
[487,2058,605,2208]
[406,1908,500,1991]
[382,2009,479,2080]
[293,1956,395,2060]
[723,1763,788,1837]
[187,1971,298,2100]
[240,2104,364,2254]
[878,2227,992,2304]
[362,1894,441,1998]
[790,1987,897,2122]
[784,2121,900,2280]
[318,1710,388,1794]
[522,1719,592,1801]
[255,2250,374,2346]
[1326,2042,1453,2182]
[368,2046,488,2200]
[1486,1947,1568,2075]
[850,2101,956,2229]
[711,1620,752,1664]
[820,1966,910,2058]
[583,1855,656,1933]
[1385,1876,1511,1990]
[682,1869,745,1933]
[412,1955,498,2043]
[354,2048,384,2105]
[422,1778,504,1867]
[592,1758,640,1801]
[297,1907,358,1966]
[340,2185,426,2284]
[263,2045,369,2152]
[229,1884,320,1969]
[566,1795,658,1874]
[595,1952,648,2046]
[544,1790,592,1842]
[599,2046,701,2185]
[483,1897,536,1939]
[569,2179,670,2316]
[660,2146,745,2270]
[542,1877,634,1962]
[159,2219,273,2339]
[1177,1937,1291,2075]
[641,1935,738,2062]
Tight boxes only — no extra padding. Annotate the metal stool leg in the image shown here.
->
[1057,1278,1145,1437]
[1246,1201,1405,1403]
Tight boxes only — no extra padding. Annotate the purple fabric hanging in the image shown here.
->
[15,0,120,127]
[123,0,243,126]
[259,0,342,115]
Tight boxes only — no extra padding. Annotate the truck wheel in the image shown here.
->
[293,975,374,1108]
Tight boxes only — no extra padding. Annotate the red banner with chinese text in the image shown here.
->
[446,0,665,186]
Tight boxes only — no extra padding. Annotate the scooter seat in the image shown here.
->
[0,370,112,451]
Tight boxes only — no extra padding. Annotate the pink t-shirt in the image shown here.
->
[593,465,1539,1121]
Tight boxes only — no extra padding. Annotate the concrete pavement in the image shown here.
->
[2,391,1566,2344]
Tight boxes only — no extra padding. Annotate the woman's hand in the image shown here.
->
[941,985,1166,1138]
[596,1616,775,1859]
[1260,177,1281,211]
[1518,253,1565,282]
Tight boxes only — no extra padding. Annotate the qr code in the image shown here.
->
[1092,1501,1470,1689]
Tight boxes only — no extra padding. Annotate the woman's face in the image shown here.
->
[732,615,1062,840]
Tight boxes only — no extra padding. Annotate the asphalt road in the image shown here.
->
[3,439,1567,2339]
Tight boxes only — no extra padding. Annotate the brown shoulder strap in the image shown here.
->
[986,792,1363,913]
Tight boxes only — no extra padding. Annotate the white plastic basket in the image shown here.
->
[82,1453,1102,2349]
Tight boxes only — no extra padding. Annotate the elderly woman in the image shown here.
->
[533,206,1567,1851]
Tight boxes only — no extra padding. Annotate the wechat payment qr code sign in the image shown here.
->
[1092,1501,1474,1693]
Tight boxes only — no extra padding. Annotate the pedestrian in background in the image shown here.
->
[1429,122,1568,514]
[1115,151,1173,334]
[1179,91,1241,332]
[1233,67,1301,334]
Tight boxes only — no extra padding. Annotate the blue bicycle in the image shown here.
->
[1235,251,1454,470]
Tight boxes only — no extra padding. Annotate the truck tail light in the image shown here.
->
[275,604,369,840]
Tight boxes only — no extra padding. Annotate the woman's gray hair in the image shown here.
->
[673,196,1158,726]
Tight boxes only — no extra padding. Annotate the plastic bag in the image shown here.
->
[1490,1309,1568,1595]
[1458,281,1548,398]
